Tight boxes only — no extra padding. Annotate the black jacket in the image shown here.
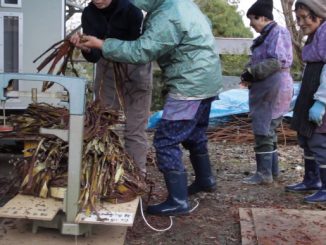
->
[81,0,143,63]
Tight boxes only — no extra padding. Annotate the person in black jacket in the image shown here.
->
[70,0,152,174]
[80,0,144,62]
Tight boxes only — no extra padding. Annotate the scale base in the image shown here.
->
[32,212,92,236]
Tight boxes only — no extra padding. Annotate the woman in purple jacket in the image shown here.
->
[285,0,326,203]
[241,0,293,185]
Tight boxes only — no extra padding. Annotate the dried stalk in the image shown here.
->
[33,38,79,91]
[9,101,148,213]
[207,115,297,145]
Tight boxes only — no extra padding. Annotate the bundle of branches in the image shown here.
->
[80,130,146,214]
[6,103,69,135]
[207,115,297,145]
[32,34,127,103]
[83,100,123,141]
[80,100,147,213]
[4,100,120,138]
[10,101,147,213]
[17,137,68,198]
[33,38,78,92]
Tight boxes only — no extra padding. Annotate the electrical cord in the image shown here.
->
[189,198,200,213]
[139,197,200,232]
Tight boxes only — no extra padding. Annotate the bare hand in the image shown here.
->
[80,35,104,50]
[69,33,91,52]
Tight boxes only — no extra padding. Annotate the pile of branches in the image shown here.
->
[9,101,148,213]
[16,137,68,198]
[207,115,298,145]
[7,103,69,135]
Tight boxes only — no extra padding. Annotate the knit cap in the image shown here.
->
[247,0,274,20]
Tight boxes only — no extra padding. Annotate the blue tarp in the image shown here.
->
[147,83,301,129]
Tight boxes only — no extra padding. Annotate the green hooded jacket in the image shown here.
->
[102,0,222,99]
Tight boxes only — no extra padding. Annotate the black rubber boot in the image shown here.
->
[272,150,280,178]
[304,167,326,203]
[188,154,217,195]
[147,171,190,216]
[285,157,321,192]
[243,153,273,185]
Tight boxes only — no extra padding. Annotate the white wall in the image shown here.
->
[0,0,66,109]
[22,0,65,74]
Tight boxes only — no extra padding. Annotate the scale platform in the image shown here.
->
[0,194,62,221]
[0,194,140,244]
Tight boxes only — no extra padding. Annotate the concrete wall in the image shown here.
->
[215,37,252,55]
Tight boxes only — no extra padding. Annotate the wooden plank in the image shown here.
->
[0,219,127,245]
[0,194,62,221]
[252,208,326,245]
[76,197,139,226]
[239,208,258,245]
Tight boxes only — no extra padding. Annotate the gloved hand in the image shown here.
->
[309,100,326,126]
[241,70,254,82]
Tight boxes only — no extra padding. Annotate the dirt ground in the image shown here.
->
[125,137,326,245]
[1,134,326,245]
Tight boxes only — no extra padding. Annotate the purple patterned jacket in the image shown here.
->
[248,23,293,135]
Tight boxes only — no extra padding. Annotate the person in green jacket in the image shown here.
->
[80,0,222,216]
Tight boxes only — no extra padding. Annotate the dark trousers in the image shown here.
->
[254,117,283,153]
[298,133,326,166]
[153,98,213,172]
[95,59,152,172]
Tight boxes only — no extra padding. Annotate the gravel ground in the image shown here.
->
[125,140,326,245]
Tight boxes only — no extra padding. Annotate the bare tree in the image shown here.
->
[66,0,87,21]
[65,0,89,34]
[280,0,304,67]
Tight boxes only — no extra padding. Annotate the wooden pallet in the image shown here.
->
[239,208,258,245]
[0,194,140,244]
[0,194,62,221]
[0,194,139,226]
[239,208,326,245]
[75,197,139,226]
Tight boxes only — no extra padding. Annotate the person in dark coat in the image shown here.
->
[70,0,152,175]
[285,0,326,203]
